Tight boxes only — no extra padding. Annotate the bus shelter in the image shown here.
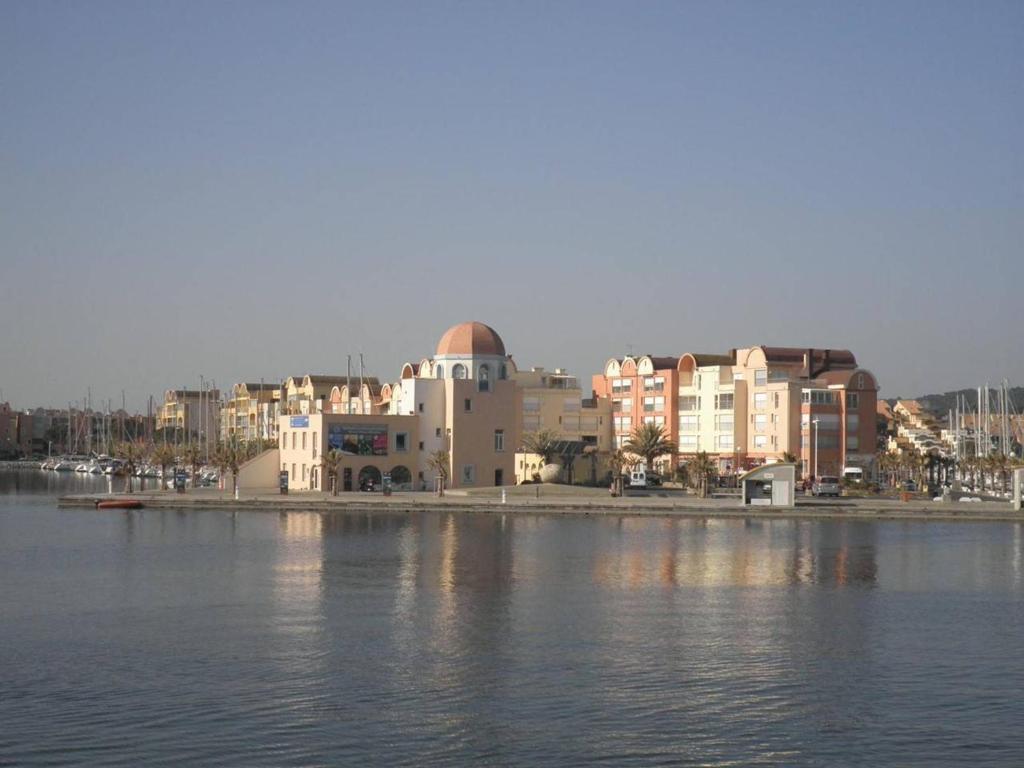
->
[740,463,796,507]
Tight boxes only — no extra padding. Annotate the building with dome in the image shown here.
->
[275,321,520,491]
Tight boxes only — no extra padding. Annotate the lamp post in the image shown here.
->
[812,418,820,480]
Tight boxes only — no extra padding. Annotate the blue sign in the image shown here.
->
[290,415,309,428]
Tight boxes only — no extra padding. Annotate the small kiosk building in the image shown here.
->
[740,463,797,507]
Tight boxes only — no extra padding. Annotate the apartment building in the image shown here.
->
[220,382,280,443]
[676,346,878,478]
[592,355,680,470]
[512,366,612,483]
[156,389,220,440]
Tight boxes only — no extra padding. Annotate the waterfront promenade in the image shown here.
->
[58,484,1023,523]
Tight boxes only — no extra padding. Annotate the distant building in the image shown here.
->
[156,389,220,442]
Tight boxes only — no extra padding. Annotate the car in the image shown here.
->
[902,480,918,492]
[812,476,841,497]
[645,472,663,487]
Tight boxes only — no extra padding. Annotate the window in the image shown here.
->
[291,463,296,480]
[436,364,444,379]
[523,397,540,413]
[291,432,296,449]
[818,434,839,448]
[643,377,655,391]
[715,393,734,410]
[802,390,835,405]
[613,416,632,432]
[452,363,467,379]
[494,429,505,452]
[563,398,581,412]
[312,432,317,459]
[814,414,840,430]
[464,398,472,412]
[679,396,698,411]
[302,464,307,481]
[754,435,768,449]
[643,396,664,412]
[462,464,475,484]
[679,435,698,451]
[754,414,767,431]
[500,364,508,380]
[846,414,860,431]
[281,431,287,449]
[716,434,734,450]
[755,369,767,386]
[523,415,540,430]
[395,432,408,452]
[715,414,733,431]
[418,402,424,413]
[847,393,859,408]
[680,414,699,432]
[611,378,632,394]
[846,435,860,450]
[435,427,442,438]
[621,397,632,412]
[478,365,490,392]
[774,393,779,408]
[302,432,307,450]
[754,392,768,410]
[418,441,424,450]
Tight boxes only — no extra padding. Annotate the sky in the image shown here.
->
[1,0,1021,411]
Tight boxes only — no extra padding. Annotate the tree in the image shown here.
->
[782,451,798,465]
[324,448,345,495]
[114,440,145,493]
[151,443,176,489]
[184,443,203,489]
[427,449,450,494]
[689,451,717,498]
[623,423,674,474]
[522,429,559,466]
[213,440,245,495]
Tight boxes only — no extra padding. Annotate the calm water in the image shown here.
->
[2,470,1023,767]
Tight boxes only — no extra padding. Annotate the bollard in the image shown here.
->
[501,488,507,504]
[235,486,240,501]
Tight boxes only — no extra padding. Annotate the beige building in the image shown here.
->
[512,366,612,483]
[156,389,220,441]
[675,346,879,479]
[220,382,279,442]
[276,321,519,491]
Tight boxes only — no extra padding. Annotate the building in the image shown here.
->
[220,382,279,442]
[155,389,220,441]
[592,355,680,471]
[677,346,878,479]
[512,366,612,483]
[276,321,519,491]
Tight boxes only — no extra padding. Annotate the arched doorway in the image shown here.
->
[358,465,382,491]
[390,465,412,490]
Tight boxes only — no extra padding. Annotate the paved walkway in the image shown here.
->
[58,486,1024,523]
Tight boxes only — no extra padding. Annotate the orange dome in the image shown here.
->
[436,321,506,357]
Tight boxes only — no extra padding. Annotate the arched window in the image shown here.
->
[452,363,467,379]
[436,364,444,379]
[390,465,412,488]
[478,364,490,392]
[500,364,508,380]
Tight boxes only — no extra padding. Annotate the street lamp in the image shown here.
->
[812,418,820,480]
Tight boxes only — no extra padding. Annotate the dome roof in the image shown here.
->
[436,321,506,357]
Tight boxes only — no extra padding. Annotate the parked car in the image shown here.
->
[628,469,647,489]
[812,476,841,497]
[902,479,918,492]
[646,472,663,487]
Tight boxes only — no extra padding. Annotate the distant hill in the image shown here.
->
[886,387,1024,416]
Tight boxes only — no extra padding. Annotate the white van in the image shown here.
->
[629,468,647,489]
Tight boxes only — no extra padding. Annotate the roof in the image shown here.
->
[646,356,681,370]
[682,352,734,368]
[306,375,381,387]
[436,321,506,357]
[760,347,857,370]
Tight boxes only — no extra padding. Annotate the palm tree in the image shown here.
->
[689,451,716,498]
[427,449,450,494]
[184,443,203,490]
[324,448,345,495]
[522,429,559,467]
[114,440,144,493]
[607,448,631,495]
[151,443,176,489]
[623,423,674,475]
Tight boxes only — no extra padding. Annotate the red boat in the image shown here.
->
[95,499,144,510]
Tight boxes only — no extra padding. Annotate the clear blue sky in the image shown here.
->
[1,0,1021,411]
